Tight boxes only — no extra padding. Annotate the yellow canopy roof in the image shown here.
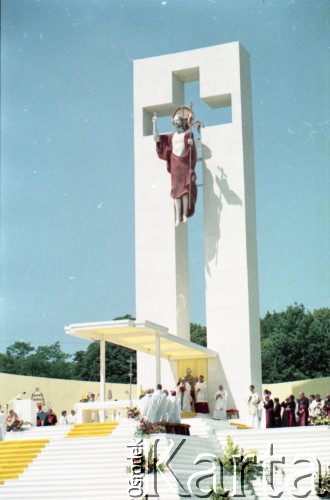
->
[65,319,216,360]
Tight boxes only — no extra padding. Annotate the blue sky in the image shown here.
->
[1,0,329,354]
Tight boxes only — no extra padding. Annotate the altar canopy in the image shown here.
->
[65,319,217,407]
[65,319,216,361]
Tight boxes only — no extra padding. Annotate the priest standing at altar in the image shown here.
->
[194,375,209,414]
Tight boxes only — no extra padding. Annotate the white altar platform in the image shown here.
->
[74,400,138,423]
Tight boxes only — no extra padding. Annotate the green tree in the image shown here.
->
[190,323,207,347]
[27,342,73,379]
[0,341,35,375]
[261,304,329,383]
[71,313,137,383]
[72,342,136,383]
[0,341,73,379]
[6,341,35,359]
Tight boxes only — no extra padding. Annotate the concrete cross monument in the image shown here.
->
[134,43,262,416]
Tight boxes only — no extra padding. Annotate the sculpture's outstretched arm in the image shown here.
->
[152,113,160,142]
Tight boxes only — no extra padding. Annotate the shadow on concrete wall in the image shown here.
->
[202,150,242,278]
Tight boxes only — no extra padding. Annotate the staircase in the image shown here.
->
[0,419,328,499]
[0,419,137,500]
[65,422,119,438]
[0,440,49,485]
[215,425,330,499]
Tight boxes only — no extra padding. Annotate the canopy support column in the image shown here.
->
[155,333,161,385]
[99,338,106,422]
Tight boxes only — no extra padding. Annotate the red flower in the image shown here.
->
[180,386,186,392]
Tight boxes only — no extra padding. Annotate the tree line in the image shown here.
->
[0,305,328,384]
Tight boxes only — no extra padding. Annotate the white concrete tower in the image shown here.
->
[134,43,262,412]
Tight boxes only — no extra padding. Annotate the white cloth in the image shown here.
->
[309,400,323,416]
[213,389,228,420]
[247,390,260,428]
[139,394,154,422]
[0,414,6,441]
[166,396,181,423]
[151,390,167,422]
[176,382,191,412]
[195,381,208,403]
[59,415,68,425]
[67,413,76,424]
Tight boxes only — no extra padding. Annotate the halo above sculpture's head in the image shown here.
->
[172,105,194,128]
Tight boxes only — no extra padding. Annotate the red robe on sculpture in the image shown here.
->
[156,131,197,220]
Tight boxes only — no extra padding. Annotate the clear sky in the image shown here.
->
[1,0,329,355]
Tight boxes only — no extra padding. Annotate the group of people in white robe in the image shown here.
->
[138,385,181,423]
[175,375,227,418]
[138,378,229,423]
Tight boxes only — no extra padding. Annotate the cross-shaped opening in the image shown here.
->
[143,67,232,136]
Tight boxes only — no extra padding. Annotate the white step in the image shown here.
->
[0,419,328,500]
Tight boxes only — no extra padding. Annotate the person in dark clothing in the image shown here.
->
[273,398,282,427]
[297,392,309,426]
[44,408,57,426]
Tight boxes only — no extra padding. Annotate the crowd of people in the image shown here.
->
[0,406,77,430]
[137,374,230,424]
[138,370,215,423]
[0,386,79,430]
[247,385,330,428]
[1,380,328,431]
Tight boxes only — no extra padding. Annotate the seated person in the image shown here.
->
[44,408,57,426]
[6,410,21,431]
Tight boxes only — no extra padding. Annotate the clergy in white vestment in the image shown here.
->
[247,384,260,428]
[151,384,168,422]
[67,410,76,424]
[213,385,228,420]
[166,391,181,423]
[260,389,271,429]
[139,390,154,422]
[309,394,323,416]
[176,378,191,412]
[195,375,209,413]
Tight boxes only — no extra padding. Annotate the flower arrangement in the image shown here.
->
[213,436,263,495]
[309,411,330,426]
[210,485,232,499]
[128,443,166,475]
[135,419,166,437]
[179,386,186,392]
[314,468,330,498]
[145,442,166,474]
[127,407,140,419]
